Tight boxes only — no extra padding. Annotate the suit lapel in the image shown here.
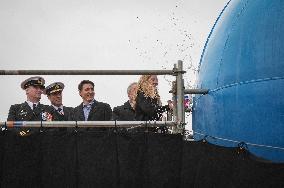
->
[79,103,85,121]
[62,106,66,116]
[23,101,33,113]
[63,106,70,121]
[34,103,44,116]
[52,106,63,120]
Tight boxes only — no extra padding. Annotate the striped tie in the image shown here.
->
[57,108,63,115]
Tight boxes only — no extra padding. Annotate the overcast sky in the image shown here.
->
[0,0,228,125]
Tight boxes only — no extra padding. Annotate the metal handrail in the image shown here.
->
[0,70,175,75]
[1,121,177,128]
[184,89,209,94]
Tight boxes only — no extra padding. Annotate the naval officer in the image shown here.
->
[7,76,49,136]
[44,82,74,121]
[7,76,47,121]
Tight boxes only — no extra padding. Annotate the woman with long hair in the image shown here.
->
[134,75,171,121]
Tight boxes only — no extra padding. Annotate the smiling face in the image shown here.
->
[79,83,95,104]
[48,91,63,107]
[26,85,43,103]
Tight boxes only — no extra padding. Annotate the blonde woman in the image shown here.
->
[135,75,171,121]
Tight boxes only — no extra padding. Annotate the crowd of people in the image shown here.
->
[7,75,173,125]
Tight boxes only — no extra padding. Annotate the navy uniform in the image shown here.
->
[45,106,74,121]
[44,82,74,121]
[7,76,47,121]
[7,76,50,136]
[7,102,47,121]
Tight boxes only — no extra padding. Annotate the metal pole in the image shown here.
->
[172,77,177,121]
[171,64,178,133]
[0,70,174,75]
[176,60,185,133]
[1,121,177,128]
[184,89,209,94]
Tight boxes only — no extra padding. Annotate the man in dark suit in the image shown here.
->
[73,80,112,122]
[44,82,74,121]
[112,82,137,121]
[7,76,50,136]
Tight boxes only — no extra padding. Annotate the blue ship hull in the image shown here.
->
[193,0,284,162]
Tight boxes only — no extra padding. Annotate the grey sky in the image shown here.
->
[0,0,228,122]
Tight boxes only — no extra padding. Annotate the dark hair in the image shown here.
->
[78,80,94,91]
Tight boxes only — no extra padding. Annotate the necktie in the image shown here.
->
[57,108,63,115]
[33,103,37,110]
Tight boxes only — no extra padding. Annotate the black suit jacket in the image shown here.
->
[7,102,47,121]
[112,101,135,121]
[45,106,74,121]
[73,100,112,121]
[135,91,168,121]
